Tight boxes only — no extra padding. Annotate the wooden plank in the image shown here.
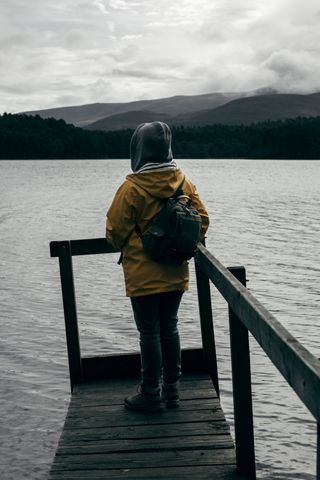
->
[69,398,219,412]
[49,464,245,479]
[63,407,225,430]
[81,348,208,381]
[59,420,230,443]
[66,406,224,428]
[73,376,215,395]
[70,384,216,408]
[71,386,216,404]
[81,353,141,381]
[51,447,236,471]
[57,434,234,454]
[70,377,217,404]
[50,238,117,257]
[196,243,320,422]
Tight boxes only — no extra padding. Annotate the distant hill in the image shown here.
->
[84,92,320,131]
[21,91,320,132]
[171,93,320,126]
[22,92,244,127]
[86,110,171,131]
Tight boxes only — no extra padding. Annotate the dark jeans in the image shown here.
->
[130,291,183,388]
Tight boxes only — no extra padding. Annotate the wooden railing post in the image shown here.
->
[317,423,320,480]
[195,255,220,398]
[58,241,82,391]
[228,266,256,479]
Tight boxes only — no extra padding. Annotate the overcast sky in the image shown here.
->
[1,0,320,113]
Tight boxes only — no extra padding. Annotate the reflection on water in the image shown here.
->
[0,159,319,479]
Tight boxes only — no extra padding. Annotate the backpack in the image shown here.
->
[136,178,202,265]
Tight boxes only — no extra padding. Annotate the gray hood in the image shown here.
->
[130,121,173,173]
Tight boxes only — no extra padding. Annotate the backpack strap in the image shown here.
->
[173,176,186,198]
[135,223,142,238]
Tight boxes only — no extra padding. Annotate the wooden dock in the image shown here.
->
[50,238,320,479]
[49,373,245,480]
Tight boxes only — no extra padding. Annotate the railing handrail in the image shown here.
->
[50,237,118,257]
[195,243,320,423]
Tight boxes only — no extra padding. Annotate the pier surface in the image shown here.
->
[49,373,245,479]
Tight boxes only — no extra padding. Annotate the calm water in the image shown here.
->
[0,159,319,480]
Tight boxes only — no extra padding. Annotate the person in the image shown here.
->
[106,121,209,412]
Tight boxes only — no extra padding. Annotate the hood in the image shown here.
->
[126,168,185,199]
[130,121,173,172]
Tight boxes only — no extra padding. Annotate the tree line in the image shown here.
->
[1,112,320,159]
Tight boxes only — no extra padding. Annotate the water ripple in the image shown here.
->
[0,159,319,479]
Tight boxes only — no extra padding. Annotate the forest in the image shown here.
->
[1,112,320,159]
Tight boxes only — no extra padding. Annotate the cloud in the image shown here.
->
[113,66,185,82]
[1,0,320,113]
[120,34,142,42]
[107,0,134,10]
[93,0,109,15]
[264,49,320,93]
[192,0,320,94]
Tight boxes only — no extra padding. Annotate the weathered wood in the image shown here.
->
[50,238,118,257]
[195,257,220,397]
[69,398,220,413]
[196,243,320,422]
[58,241,82,390]
[63,407,225,429]
[51,447,236,471]
[57,434,234,455]
[49,374,239,480]
[317,422,320,480]
[72,376,215,396]
[78,379,215,394]
[228,266,256,479]
[59,420,230,444]
[72,375,217,403]
[81,353,141,381]
[49,464,245,480]
[81,348,207,382]
[70,388,217,409]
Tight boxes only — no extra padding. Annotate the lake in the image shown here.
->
[0,159,319,479]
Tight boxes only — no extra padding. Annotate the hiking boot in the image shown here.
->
[124,385,164,412]
[162,380,180,408]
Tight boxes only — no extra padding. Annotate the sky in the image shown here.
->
[1,0,320,113]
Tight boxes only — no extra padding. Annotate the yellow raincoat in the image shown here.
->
[106,168,209,297]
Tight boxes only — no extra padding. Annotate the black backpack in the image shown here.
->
[136,179,202,265]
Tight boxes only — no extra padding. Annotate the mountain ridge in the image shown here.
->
[21,91,320,131]
[22,91,246,126]
[85,110,171,131]
[173,93,320,126]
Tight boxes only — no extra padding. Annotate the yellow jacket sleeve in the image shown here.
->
[106,181,138,250]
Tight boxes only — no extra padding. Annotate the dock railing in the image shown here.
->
[50,237,320,480]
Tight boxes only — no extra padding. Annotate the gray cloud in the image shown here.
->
[0,0,320,113]
[264,49,320,93]
[193,0,320,94]
[113,66,187,82]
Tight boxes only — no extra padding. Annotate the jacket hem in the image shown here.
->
[127,285,189,298]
